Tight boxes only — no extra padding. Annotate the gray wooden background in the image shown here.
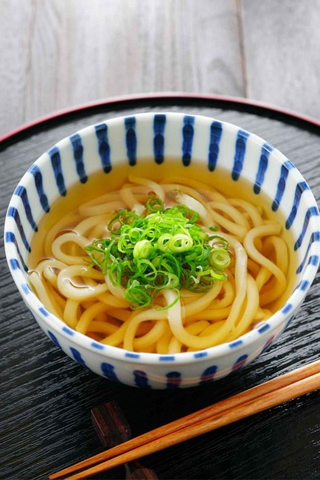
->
[1,0,320,138]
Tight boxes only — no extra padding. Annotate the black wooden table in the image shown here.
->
[1,95,320,480]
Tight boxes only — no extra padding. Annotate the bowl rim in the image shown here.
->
[4,111,320,366]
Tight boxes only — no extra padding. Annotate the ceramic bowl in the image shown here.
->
[4,112,320,389]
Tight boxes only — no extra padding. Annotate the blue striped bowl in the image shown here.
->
[4,113,320,389]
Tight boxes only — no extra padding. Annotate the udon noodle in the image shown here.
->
[29,175,290,354]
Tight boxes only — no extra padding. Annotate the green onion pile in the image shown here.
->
[85,196,231,310]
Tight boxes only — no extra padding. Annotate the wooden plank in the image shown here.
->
[0,0,244,137]
[241,0,320,119]
[0,0,35,136]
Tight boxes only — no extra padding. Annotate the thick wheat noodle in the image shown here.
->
[51,233,89,265]
[228,199,264,227]
[207,203,248,239]
[57,266,108,300]
[74,214,113,236]
[133,321,167,350]
[210,202,251,230]
[119,185,145,214]
[79,200,125,217]
[226,275,260,341]
[44,214,81,257]
[128,175,165,201]
[29,271,62,318]
[63,299,80,328]
[30,176,290,354]
[168,321,211,354]
[244,225,287,301]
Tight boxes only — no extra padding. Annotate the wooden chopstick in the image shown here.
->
[49,360,320,480]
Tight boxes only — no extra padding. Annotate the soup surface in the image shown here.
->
[29,161,296,353]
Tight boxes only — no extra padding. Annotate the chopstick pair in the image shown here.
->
[49,360,320,480]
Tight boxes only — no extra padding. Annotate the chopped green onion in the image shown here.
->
[210,248,231,270]
[85,196,232,310]
[133,239,153,259]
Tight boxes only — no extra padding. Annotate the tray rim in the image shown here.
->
[1,92,320,145]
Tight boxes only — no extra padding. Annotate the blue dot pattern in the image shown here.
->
[166,372,182,389]
[232,354,248,371]
[228,339,243,349]
[91,341,104,350]
[125,352,140,359]
[62,326,74,335]
[70,347,86,367]
[258,323,270,334]
[101,362,119,382]
[200,365,217,384]
[48,330,62,349]
[133,370,151,388]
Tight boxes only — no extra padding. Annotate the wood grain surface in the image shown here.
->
[1,0,320,137]
[1,97,320,480]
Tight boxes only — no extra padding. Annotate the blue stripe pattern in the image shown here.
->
[9,258,20,270]
[7,207,31,252]
[133,370,151,388]
[153,114,166,164]
[28,165,50,212]
[39,307,49,316]
[182,115,195,166]
[296,232,320,273]
[254,143,273,194]
[286,181,310,229]
[272,161,295,211]
[95,123,111,173]
[5,232,28,271]
[70,134,87,183]
[294,207,319,250]
[125,117,137,166]
[21,283,31,294]
[49,146,67,196]
[208,121,223,171]
[14,186,38,231]
[232,130,250,180]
